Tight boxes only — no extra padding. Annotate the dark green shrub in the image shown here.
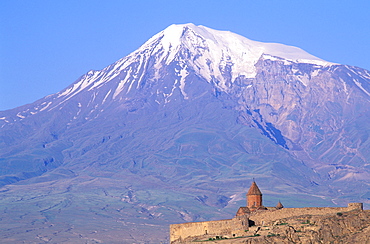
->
[277,222,288,225]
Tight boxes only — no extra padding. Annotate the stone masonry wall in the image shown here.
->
[170,216,248,243]
[169,203,363,243]
[249,203,363,226]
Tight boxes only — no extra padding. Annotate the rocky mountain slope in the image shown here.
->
[0,24,370,243]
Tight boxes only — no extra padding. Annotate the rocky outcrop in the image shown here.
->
[185,210,370,243]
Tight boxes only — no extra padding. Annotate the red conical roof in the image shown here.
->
[247,181,262,195]
[276,201,284,209]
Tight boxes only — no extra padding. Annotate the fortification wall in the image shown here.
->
[170,216,248,243]
[250,203,363,226]
[170,203,363,243]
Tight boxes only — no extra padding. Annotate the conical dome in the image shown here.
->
[247,181,262,195]
[276,201,284,209]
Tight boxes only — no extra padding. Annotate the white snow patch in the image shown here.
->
[291,67,300,74]
[339,77,350,104]
[136,23,334,91]
[136,53,149,89]
[297,74,309,86]
[311,69,320,77]
[40,102,52,111]
[164,79,179,103]
[339,78,349,95]
[87,92,97,107]
[102,89,112,103]
[337,171,370,181]
[56,70,103,102]
[353,78,370,96]
[16,113,25,119]
[114,68,132,98]
[263,54,293,65]
[127,76,136,93]
[364,70,370,79]
[179,66,189,99]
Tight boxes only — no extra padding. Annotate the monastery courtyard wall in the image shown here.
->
[170,203,363,243]
[170,215,249,243]
[250,203,363,226]
[169,180,364,243]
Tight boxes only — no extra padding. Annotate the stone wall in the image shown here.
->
[249,203,363,226]
[170,216,249,243]
[169,203,363,243]
[348,202,363,210]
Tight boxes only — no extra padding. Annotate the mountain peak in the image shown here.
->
[136,23,332,83]
[32,24,335,108]
[1,23,370,244]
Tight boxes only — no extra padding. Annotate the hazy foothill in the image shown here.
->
[1,24,370,243]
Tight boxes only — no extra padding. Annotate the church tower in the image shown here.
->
[247,180,265,211]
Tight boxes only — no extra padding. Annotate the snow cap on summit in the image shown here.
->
[151,23,329,64]
[52,23,334,102]
[139,23,331,82]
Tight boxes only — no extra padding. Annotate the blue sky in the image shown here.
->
[1,0,370,111]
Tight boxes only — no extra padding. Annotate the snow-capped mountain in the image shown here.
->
[1,24,370,243]
[1,23,332,122]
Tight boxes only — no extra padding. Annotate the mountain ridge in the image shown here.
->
[0,24,369,243]
[0,24,333,118]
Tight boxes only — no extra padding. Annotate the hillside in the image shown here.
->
[1,24,370,242]
[184,209,370,243]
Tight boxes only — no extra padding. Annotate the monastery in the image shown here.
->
[170,181,363,243]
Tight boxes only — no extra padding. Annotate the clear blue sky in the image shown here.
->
[1,0,369,111]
